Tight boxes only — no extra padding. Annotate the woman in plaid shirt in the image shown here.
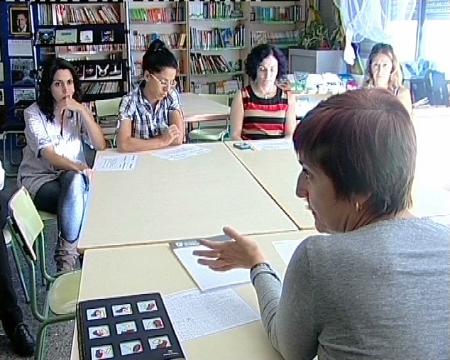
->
[117,39,184,152]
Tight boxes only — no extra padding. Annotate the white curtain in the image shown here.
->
[333,0,417,64]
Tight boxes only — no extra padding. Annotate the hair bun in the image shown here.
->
[148,39,167,53]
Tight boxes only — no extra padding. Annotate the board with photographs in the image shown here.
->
[77,293,185,360]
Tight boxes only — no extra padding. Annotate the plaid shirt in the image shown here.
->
[119,83,181,139]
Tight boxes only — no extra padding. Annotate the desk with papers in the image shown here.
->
[71,230,318,360]
[78,143,297,252]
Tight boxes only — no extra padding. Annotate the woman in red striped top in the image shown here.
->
[230,44,296,140]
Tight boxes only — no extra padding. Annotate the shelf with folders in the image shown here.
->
[128,1,188,92]
[31,0,129,102]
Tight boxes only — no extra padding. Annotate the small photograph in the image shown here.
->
[115,321,137,335]
[73,64,84,80]
[112,304,132,317]
[88,325,110,339]
[102,30,114,43]
[86,307,107,321]
[9,7,30,36]
[108,62,122,78]
[148,335,171,350]
[36,29,55,45]
[96,63,110,78]
[80,30,93,44]
[84,64,96,79]
[13,88,35,105]
[0,89,4,106]
[142,317,164,331]
[119,340,144,356]
[91,345,114,359]
[10,58,34,86]
[137,300,158,313]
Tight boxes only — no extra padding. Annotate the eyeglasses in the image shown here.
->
[149,73,177,88]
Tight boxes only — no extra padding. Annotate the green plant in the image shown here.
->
[299,5,331,50]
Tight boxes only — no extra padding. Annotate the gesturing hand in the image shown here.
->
[57,96,83,118]
[193,226,267,272]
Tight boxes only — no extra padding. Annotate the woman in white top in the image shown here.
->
[17,58,106,272]
[365,43,412,113]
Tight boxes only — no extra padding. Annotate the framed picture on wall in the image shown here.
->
[9,6,31,36]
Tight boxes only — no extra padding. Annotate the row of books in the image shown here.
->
[190,54,241,75]
[81,81,121,95]
[38,4,121,26]
[61,44,124,54]
[251,30,300,47]
[251,5,303,22]
[191,79,242,95]
[130,5,186,23]
[189,2,243,19]
[190,26,245,50]
[131,32,186,51]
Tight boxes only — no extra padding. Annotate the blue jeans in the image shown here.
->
[34,171,89,271]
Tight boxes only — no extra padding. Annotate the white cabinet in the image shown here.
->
[289,49,346,74]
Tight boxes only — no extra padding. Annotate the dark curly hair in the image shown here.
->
[142,39,178,75]
[37,58,82,122]
[245,44,288,81]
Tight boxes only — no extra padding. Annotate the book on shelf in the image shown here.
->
[190,25,245,49]
[190,54,241,75]
[130,4,186,24]
[251,5,302,22]
[189,1,243,19]
[81,81,121,96]
[46,4,121,25]
[251,30,300,47]
[131,32,186,51]
[77,293,184,360]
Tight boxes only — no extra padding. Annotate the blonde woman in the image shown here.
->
[365,43,412,113]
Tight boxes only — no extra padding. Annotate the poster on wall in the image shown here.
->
[7,39,32,56]
[10,58,34,86]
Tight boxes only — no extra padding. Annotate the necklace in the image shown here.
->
[254,85,277,99]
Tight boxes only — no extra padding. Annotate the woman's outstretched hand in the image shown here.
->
[193,226,267,272]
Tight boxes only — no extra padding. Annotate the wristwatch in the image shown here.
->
[250,262,280,285]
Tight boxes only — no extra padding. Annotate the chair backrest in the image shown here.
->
[8,187,44,261]
[95,97,122,119]
[198,93,230,106]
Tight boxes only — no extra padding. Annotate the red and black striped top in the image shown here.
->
[241,85,289,140]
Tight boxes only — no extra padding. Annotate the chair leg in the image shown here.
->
[10,242,30,303]
[35,322,48,360]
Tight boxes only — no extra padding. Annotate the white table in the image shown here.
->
[179,93,230,131]
[71,230,318,360]
[78,143,297,252]
[226,140,316,230]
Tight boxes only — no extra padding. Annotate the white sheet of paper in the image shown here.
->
[273,240,302,265]
[94,154,137,171]
[251,139,292,151]
[152,145,210,161]
[164,288,259,342]
[8,39,33,56]
[173,245,250,291]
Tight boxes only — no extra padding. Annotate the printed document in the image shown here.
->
[94,154,137,171]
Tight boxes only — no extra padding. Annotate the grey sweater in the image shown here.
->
[251,218,450,360]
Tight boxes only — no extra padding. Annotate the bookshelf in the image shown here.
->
[30,0,129,102]
[246,1,304,50]
[128,1,188,92]
[188,1,245,98]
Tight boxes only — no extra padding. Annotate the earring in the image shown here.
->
[355,202,362,212]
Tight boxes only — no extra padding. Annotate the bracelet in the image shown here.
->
[250,262,280,285]
[250,262,271,272]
